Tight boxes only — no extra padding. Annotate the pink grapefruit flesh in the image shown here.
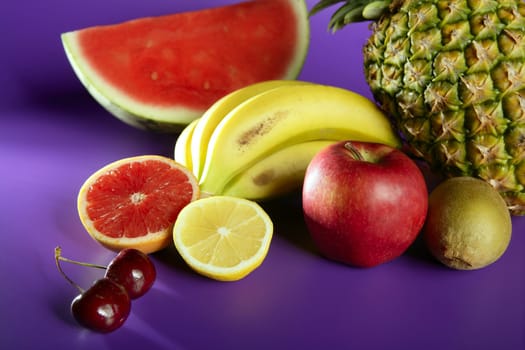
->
[77,155,200,253]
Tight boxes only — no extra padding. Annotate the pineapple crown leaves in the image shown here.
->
[309,0,395,32]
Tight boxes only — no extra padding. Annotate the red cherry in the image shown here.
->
[71,278,131,333]
[105,249,156,299]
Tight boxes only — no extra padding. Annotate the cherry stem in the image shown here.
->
[54,246,107,294]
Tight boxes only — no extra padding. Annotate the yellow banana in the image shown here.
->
[221,140,335,200]
[174,118,199,171]
[199,84,401,196]
[190,80,311,178]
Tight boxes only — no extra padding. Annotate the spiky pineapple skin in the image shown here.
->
[363,0,525,215]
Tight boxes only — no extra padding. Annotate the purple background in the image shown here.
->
[1,1,524,349]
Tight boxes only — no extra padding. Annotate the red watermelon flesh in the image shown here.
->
[61,0,310,132]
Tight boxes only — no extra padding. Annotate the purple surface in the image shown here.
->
[1,0,524,349]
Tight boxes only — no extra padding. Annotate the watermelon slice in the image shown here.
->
[61,0,310,132]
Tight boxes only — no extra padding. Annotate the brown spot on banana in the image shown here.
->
[236,110,289,149]
[252,169,276,186]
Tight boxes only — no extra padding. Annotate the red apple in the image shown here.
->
[302,141,428,267]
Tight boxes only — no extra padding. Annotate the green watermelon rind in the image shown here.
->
[61,0,310,133]
[62,34,200,132]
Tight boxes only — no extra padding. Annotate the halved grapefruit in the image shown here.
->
[61,0,310,132]
[77,155,200,254]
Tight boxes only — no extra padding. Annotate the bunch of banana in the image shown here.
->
[174,80,402,200]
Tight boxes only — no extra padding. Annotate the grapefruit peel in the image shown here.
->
[77,155,200,254]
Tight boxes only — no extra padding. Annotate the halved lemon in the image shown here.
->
[173,196,273,281]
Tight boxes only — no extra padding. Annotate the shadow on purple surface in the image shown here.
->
[153,243,203,280]
[404,233,441,267]
[261,192,319,255]
[50,291,79,329]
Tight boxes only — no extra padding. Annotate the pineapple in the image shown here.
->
[311,0,525,215]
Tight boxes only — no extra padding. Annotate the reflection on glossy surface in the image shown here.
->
[1,0,524,349]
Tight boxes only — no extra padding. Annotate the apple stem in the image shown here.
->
[344,142,364,161]
[54,246,106,294]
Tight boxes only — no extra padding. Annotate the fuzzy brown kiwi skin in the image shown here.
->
[423,177,512,270]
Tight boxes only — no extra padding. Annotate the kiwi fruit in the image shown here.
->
[423,177,512,270]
